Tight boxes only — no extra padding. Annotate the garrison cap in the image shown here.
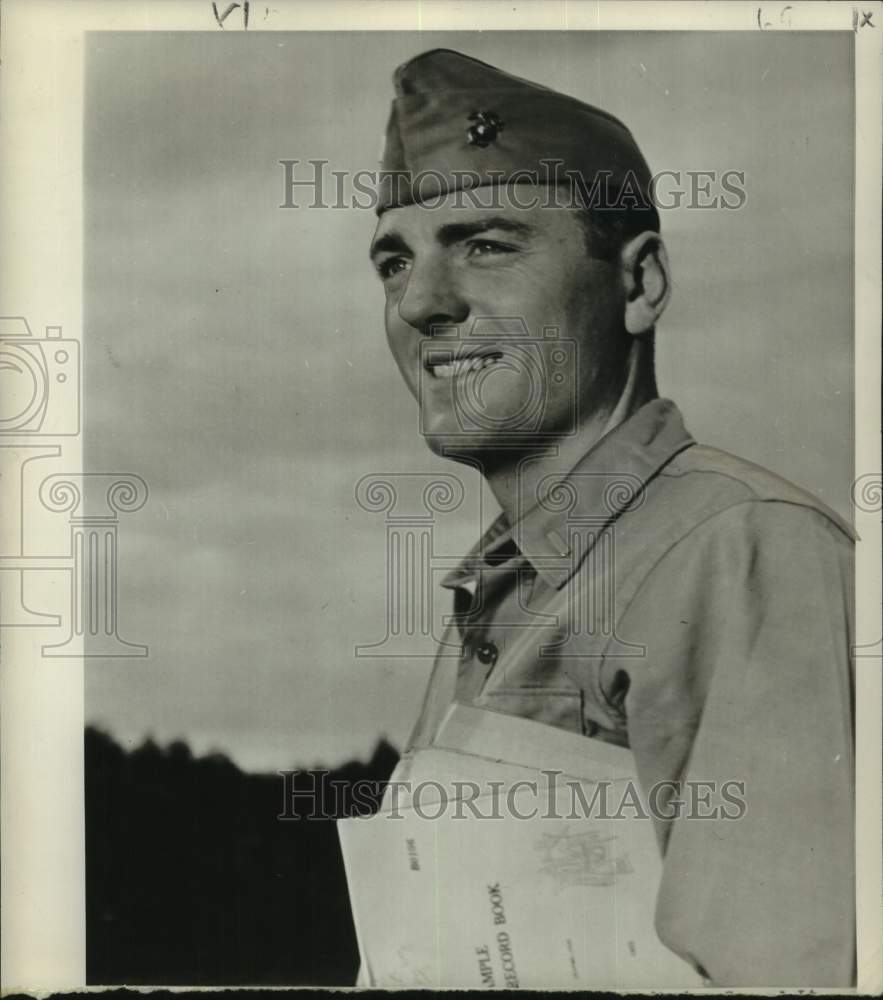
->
[376,48,656,218]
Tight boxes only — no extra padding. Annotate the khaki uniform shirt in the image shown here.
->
[401,398,855,988]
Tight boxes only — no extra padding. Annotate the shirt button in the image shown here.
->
[475,641,498,666]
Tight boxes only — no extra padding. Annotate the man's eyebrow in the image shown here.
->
[369,231,410,261]
[436,217,535,246]
[369,217,535,261]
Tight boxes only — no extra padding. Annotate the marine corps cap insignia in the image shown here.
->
[467,110,505,148]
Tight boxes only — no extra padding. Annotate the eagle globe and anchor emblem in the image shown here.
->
[467,109,505,148]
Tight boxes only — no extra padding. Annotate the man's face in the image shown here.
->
[370,191,626,460]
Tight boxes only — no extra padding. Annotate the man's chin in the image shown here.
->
[419,426,503,466]
[423,428,489,460]
[421,427,556,473]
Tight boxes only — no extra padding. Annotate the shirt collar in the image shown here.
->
[441,398,695,592]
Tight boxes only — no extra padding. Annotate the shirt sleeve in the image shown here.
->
[618,499,855,988]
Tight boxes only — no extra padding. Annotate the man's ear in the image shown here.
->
[620,232,671,335]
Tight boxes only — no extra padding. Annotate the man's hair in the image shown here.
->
[577,205,661,264]
[576,203,660,390]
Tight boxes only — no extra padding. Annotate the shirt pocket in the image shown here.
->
[476,686,584,735]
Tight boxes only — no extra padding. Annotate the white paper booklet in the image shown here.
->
[339,704,702,990]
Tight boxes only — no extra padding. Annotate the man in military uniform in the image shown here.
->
[367,49,854,987]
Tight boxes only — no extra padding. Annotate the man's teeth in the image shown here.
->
[432,355,500,378]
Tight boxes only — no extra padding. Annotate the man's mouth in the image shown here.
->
[424,351,504,379]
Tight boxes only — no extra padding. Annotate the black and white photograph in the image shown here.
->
[1,1,881,994]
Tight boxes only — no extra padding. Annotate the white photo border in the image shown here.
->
[0,1,879,993]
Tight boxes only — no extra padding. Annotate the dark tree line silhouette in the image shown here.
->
[85,726,399,985]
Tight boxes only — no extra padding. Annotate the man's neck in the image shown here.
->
[485,344,657,526]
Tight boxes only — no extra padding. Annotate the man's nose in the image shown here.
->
[396,257,469,334]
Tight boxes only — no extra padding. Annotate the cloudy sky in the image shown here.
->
[84,30,854,771]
